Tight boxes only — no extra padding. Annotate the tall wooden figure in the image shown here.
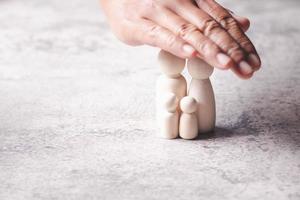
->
[156,50,186,139]
[187,58,216,133]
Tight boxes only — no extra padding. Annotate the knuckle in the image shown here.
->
[226,44,241,56]
[124,1,166,19]
[147,25,162,46]
[165,34,178,48]
[196,40,214,56]
[149,24,161,34]
[176,23,198,39]
[141,0,161,16]
[145,0,160,9]
[239,39,254,52]
[202,19,220,36]
[148,25,161,39]
[219,15,238,29]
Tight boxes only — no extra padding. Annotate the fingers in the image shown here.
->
[145,7,235,69]
[230,64,254,80]
[169,2,254,74]
[230,11,250,32]
[133,19,196,59]
[196,0,261,70]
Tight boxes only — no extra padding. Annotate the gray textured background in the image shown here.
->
[0,0,299,199]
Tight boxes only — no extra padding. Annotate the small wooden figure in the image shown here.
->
[179,96,198,140]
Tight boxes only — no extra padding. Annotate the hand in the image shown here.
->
[100,0,261,79]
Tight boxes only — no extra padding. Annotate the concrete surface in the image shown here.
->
[0,0,299,199]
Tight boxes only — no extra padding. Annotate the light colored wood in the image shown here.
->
[187,57,216,133]
[179,96,198,140]
[157,93,179,139]
[161,92,179,112]
[188,79,216,133]
[158,111,179,139]
[187,57,214,79]
[156,50,187,115]
[179,114,198,140]
[156,50,186,139]
[158,50,186,78]
[180,96,197,114]
[156,75,187,102]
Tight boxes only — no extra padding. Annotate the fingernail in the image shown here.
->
[217,53,231,68]
[183,44,196,55]
[248,53,261,68]
[239,61,253,75]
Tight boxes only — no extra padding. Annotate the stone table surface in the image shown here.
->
[0,0,299,199]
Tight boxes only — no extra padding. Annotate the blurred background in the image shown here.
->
[0,0,299,199]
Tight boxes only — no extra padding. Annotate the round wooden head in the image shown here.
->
[180,96,197,114]
[187,58,214,79]
[158,50,185,78]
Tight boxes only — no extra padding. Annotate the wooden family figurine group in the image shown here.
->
[156,50,216,140]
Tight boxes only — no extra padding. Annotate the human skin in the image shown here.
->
[100,0,261,79]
